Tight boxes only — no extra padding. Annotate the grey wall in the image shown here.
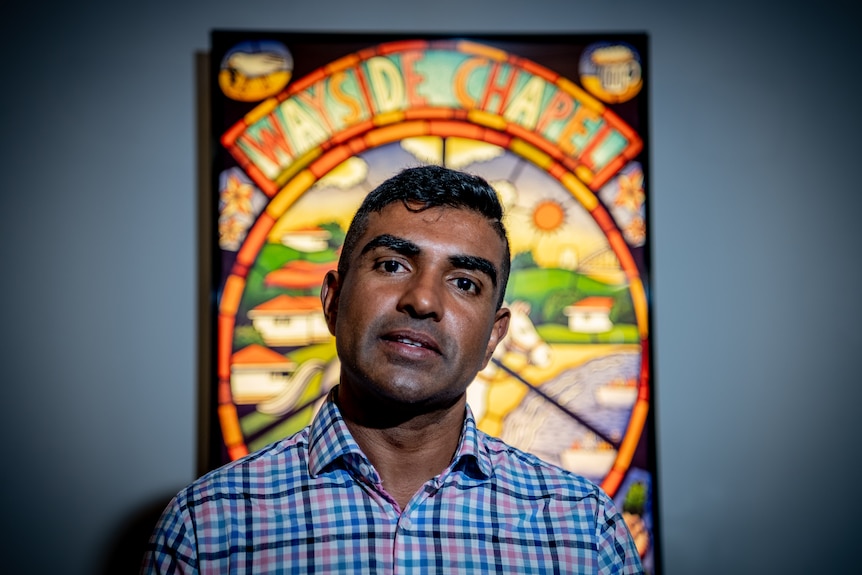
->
[2,1,859,573]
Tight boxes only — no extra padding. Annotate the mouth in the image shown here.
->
[381,330,442,355]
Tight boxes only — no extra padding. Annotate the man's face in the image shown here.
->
[321,202,510,411]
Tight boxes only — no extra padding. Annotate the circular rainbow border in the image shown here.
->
[217,40,649,497]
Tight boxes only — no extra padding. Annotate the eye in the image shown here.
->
[453,277,479,294]
[375,259,406,274]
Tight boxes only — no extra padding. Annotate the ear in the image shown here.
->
[320,270,341,335]
[481,306,511,368]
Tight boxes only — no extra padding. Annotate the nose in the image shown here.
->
[396,268,442,320]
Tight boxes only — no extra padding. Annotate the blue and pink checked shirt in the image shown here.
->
[143,391,643,574]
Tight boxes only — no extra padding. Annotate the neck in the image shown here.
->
[336,386,466,509]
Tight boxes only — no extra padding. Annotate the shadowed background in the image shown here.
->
[1,1,859,573]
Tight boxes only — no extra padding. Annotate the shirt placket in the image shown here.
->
[392,476,445,574]
[351,458,404,575]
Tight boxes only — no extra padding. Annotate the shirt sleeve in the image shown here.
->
[140,495,199,575]
[595,496,645,575]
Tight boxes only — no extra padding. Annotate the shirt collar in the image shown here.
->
[452,404,494,479]
[307,387,493,481]
[307,388,371,479]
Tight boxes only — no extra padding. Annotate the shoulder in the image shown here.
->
[478,433,643,572]
[480,430,606,502]
[178,427,311,509]
[143,430,313,571]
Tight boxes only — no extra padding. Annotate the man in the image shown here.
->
[143,165,643,573]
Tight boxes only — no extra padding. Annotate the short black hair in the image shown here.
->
[338,165,510,309]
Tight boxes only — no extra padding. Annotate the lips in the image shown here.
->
[381,329,442,355]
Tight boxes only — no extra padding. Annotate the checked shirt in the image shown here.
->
[143,391,643,574]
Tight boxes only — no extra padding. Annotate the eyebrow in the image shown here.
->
[449,254,498,288]
[360,233,498,287]
[360,234,420,257]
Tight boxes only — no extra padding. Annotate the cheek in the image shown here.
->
[336,293,380,344]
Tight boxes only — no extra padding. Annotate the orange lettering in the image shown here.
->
[237,117,294,169]
[557,104,601,157]
[400,51,427,107]
[480,63,518,115]
[296,83,334,132]
[330,71,364,125]
[453,58,484,109]
[536,89,574,134]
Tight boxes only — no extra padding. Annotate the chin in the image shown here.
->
[390,385,466,410]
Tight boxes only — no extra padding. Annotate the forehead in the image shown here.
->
[358,202,506,263]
